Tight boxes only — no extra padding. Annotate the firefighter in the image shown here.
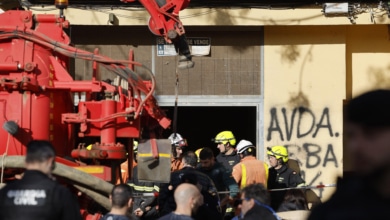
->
[0,140,82,220]
[168,133,188,172]
[117,140,139,184]
[128,143,160,220]
[198,147,239,220]
[213,131,241,173]
[267,145,305,211]
[232,140,268,189]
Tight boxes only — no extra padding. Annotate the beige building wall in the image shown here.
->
[47,6,390,203]
[263,24,390,202]
[263,25,346,202]
[348,25,390,97]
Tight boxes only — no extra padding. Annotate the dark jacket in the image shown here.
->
[128,166,160,220]
[0,170,82,220]
[241,203,279,220]
[308,176,390,220]
[197,162,239,199]
[267,165,305,210]
[158,166,222,219]
[100,213,132,220]
[158,212,194,220]
[216,151,240,173]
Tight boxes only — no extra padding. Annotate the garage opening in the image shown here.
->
[161,106,257,155]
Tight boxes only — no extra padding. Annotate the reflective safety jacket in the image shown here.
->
[170,157,183,172]
[128,166,160,220]
[0,170,82,220]
[232,156,268,189]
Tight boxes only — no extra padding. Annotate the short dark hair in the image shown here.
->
[25,140,56,163]
[199,147,214,160]
[347,89,390,127]
[278,189,308,212]
[183,151,198,167]
[111,184,133,208]
[241,183,270,205]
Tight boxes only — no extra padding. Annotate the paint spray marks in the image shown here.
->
[266,106,341,198]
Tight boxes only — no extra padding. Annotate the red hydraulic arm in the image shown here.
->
[122,0,194,69]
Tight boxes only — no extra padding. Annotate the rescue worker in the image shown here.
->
[117,140,139,184]
[159,151,222,219]
[128,143,160,220]
[168,133,187,172]
[267,145,305,211]
[0,140,82,220]
[232,140,268,189]
[213,131,241,173]
[198,147,239,220]
[101,184,134,220]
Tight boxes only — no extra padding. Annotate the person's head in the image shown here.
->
[25,140,56,175]
[236,140,256,159]
[182,151,198,168]
[199,147,215,170]
[213,131,236,154]
[239,183,270,216]
[110,184,133,210]
[267,145,288,169]
[174,183,203,214]
[168,133,187,159]
[278,189,308,212]
[346,89,390,177]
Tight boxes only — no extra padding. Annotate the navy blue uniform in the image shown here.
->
[0,170,82,220]
[216,152,240,173]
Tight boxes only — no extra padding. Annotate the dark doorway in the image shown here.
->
[161,106,257,156]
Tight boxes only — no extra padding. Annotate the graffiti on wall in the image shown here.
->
[266,107,341,198]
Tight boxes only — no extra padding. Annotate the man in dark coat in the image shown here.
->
[0,140,82,220]
[235,183,279,220]
[308,89,390,220]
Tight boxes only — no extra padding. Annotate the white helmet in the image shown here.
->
[236,140,254,154]
[168,133,187,147]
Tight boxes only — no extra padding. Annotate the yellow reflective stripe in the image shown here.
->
[264,162,269,188]
[154,185,160,192]
[74,166,104,174]
[297,183,306,187]
[241,163,246,189]
[128,183,155,192]
[138,153,171,158]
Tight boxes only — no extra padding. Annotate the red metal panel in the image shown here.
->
[101,99,116,144]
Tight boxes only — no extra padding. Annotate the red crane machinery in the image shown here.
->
[0,0,191,217]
